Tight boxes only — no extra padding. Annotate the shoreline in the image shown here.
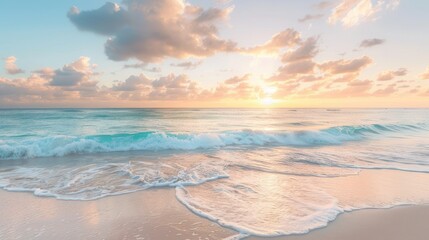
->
[1,188,429,240]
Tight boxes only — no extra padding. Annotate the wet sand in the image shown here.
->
[0,189,236,240]
[1,187,429,240]
[250,205,429,240]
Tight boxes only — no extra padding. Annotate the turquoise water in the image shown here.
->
[1,108,429,237]
[1,108,427,159]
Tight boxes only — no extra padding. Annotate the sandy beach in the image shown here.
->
[1,186,429,240]
[0,188,235,240]
[252,206,429,240]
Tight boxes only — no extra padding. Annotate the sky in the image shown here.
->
[1,0,429,108]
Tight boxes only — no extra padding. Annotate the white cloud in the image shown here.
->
[328,0,400,27]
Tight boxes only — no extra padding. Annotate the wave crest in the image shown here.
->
[0,123,425,160]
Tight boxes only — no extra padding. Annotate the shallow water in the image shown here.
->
[1,108,429,237]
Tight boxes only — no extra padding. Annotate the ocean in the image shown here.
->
[1,108,429,237]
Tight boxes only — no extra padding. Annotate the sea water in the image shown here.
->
[1,108,429,237]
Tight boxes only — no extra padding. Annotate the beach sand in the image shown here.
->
[0,189,236,240]
[1,178,429,239]
[250,206,429,240]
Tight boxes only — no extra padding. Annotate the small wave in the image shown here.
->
[59,109,84,113]
[0,161,228,200]
[287,122,316,126]
[175,181,343,237]
[0,123,426,160]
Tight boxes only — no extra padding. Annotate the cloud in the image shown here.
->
[171,61,203,69]
[33,68,55,79]
[67,3,127,35]
[315,79,373,98]
[298,14,324,23]
[4,56,25,75]
[209,74,259,100]
[0,58,101,106]
[50,57,96,88]
[282,37,319,63]
[297,75,323,82]
[279,61,316,76]
[243,29,302,55]
[420,67,429,80]
[328,0,400,27]
[111,73,258,101]
[270,59,317,82]
[331,73,359,83]
[319,56,372,74]
[215,0,232,4]
[123,63,162,72]
[261,32,407,100]
[123,63,147,69]
[315,1,334,10]
[195,6,233,22]
[0,56,261,105]
[224,74,250,84]
[272,82,301,97]
[149,74,201,100]
[377,68,407,81]
[268,37,319,82]
[68,0,237,62]
[0,75,51,101]
[371,83,397,96]
[360,38,385,48]
[112,74,151,91]
[269,41,378,98]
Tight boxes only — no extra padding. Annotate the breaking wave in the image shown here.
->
[0,123,426,160]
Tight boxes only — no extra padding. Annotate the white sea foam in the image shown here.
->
[0,160,228,200]
[175,169,429,237]
[175,173,343,237]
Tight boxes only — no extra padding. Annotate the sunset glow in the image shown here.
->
[1,2,429,239]
[1,0,428,108]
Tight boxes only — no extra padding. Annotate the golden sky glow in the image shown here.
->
[1,0,428,108]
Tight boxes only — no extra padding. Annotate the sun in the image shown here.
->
[260,86,278,105]
[261,97,275,105]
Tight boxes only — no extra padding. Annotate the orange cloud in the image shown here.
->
[420,66,429,80]
[319,56,372,74]
[377,68,407,81]
[242,29,302,55]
